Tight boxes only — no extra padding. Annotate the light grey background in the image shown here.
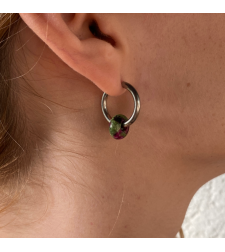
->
[176,174,225,238]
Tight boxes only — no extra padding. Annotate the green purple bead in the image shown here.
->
[109,114,129,140]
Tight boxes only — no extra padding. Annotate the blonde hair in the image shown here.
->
[0,13,33,213]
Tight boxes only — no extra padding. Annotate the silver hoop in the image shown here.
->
[101,82,141,128]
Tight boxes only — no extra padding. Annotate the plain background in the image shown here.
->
[177,173,225,238]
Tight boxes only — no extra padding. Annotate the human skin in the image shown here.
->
[1,13,225,237]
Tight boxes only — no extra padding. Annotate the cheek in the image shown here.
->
[128,14,225,160]
[140,82,225,161]
[136,67,225,162]
[139,80,225,160]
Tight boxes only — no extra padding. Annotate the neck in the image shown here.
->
[0,104,222,237]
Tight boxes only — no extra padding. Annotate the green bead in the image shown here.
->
[109,114,130,140]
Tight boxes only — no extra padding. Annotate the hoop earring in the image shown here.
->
[101,82,141,140]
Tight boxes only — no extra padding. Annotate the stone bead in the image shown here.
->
[109,114,129,140]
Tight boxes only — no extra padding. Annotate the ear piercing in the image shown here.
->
[101,82,141,139]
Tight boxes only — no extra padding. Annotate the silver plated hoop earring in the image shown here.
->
[101,82,141,140]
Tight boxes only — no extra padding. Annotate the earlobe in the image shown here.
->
[19,13,126,96]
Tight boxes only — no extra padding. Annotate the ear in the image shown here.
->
[19,13,126,96]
